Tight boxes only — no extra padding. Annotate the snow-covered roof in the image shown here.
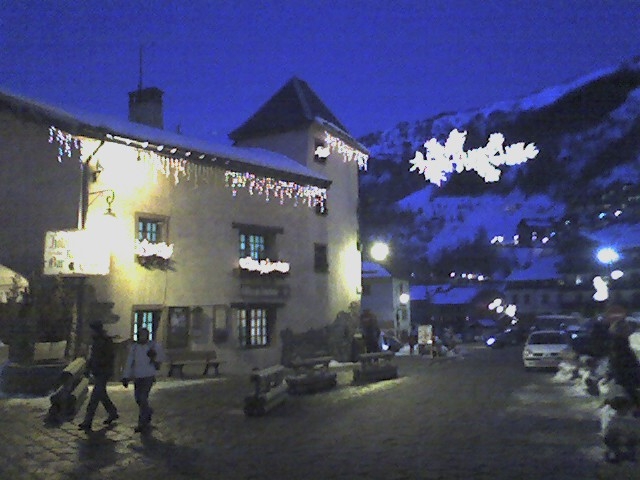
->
[362,261,391,279]
[473,318,497,328]
[0,86,330,187]
[410,284,483,305]
[410,285,429,301]
[505,254,562,282]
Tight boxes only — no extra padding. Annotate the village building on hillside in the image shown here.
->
[409,284,502,338]
[579,224,640,310]
[360,261,410,338]
[503,249,564,319]
[0,77,367,373]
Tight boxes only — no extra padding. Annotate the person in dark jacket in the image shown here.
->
[78,321,119,431]
[361,310,381,353]
[608,319,640,407]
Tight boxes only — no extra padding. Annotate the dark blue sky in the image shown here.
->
[1,0,639,144]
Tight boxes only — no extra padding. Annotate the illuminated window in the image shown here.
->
[133,309,161,341]
[314,243,328,272]
[233,223,283,261]
[240,233,266,261]
[235,306,272,347]
[137,215,167,242]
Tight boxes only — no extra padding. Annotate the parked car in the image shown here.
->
[522,330,570,370]
[485,327,527,349]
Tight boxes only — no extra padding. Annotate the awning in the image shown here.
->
[0,265,28,303]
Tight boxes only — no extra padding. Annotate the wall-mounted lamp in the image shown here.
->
[88,189,116,216]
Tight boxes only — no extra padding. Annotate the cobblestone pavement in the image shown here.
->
[0,346,638,480]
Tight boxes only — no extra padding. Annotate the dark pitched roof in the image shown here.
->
[229,77,348,142]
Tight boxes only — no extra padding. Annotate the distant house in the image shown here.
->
[578,223,640,310]
[516,218,558,246]
[360,261,410,337]
[410,284,501,335]
[503,249,564,319]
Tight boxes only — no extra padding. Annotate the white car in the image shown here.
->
[522,330,570,370]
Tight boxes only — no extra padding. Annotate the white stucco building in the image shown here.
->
[0,77,367,373]
[360,261,411,337]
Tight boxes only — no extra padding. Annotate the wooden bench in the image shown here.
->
[47,357,89,425]
[353,351,398,384]
[286,356,337,394]
[166,349,223,378]
[244,364,288,416]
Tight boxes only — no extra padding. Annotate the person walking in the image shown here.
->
[121,327,164,433]
[608,318,640,408]
[78,321,119,431]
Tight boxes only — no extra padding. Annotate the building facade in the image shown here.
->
[360,261,410,337]
[0,78,367,373]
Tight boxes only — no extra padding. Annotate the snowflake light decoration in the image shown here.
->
[409,129,538,186]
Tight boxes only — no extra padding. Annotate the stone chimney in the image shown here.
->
[128,87,164,129]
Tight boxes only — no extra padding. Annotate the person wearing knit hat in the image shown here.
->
[78,321,119,431]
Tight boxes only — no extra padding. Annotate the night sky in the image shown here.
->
[1,0,639,144]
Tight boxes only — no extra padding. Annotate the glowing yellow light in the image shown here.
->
[370,242,389,261]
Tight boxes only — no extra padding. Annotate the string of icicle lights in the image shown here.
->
[48,126,327,208]
[323,131,368,171]
[49,126,82,162]
[225,171,327,208]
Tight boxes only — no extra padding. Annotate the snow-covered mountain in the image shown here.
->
[358,57,640,281]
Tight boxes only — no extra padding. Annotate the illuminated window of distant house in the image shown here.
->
[133,309,161,341]
[314,243,328,272]
[235,306,272,347]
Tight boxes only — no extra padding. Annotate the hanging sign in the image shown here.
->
[43,230,110,276]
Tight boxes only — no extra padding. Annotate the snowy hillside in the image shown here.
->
[358,57,640,279]
[397,188,564,261]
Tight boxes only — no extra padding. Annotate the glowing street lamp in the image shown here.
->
[370,242,390,262]
[596,247,619,265]
[593,247,621,302]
